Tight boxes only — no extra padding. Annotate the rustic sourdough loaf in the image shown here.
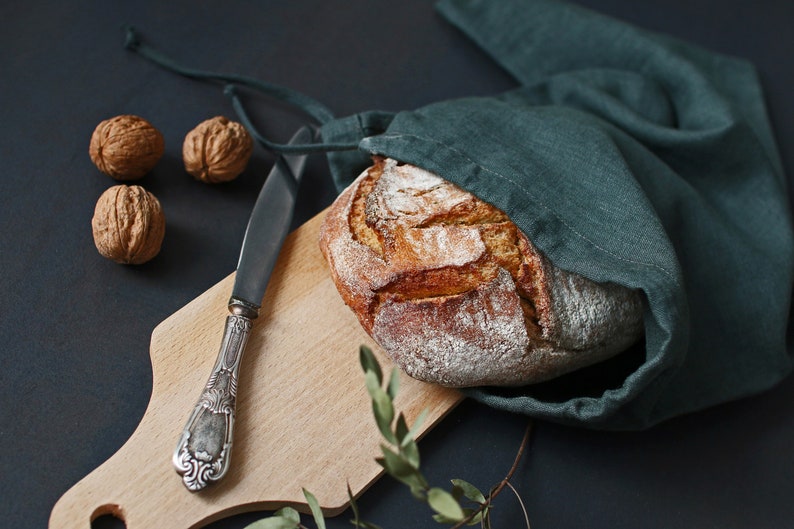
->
[319,157,644,387]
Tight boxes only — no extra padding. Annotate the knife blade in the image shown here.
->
[173,125,315,491]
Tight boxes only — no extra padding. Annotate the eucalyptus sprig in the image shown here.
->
[357,345,531,529]
[244,488,325,529]
[245,345,532,529]
[358,345,486,526]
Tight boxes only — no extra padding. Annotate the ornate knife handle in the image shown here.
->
[173,299,258,491]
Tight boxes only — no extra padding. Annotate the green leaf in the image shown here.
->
[377,445,428,491]
[431,513,460,524]
[386,367,400,400]
[347,483,385,529]
[451,483,463,502]
[364,370,382,400]
[469,507,487,526]
[377,445,415,480]
[273,507,300,524]
[243,515,300,529]
[347,483,361,527]
[394,413,410,445]
[450,479,487,504]
[427,487,466,522]
[462,507,486,526]
[409,484,428,501]
[400,438,420,469]
[371,389,397,444]
[405,408,429,445]
[359,345,382,385]
[432,507,485,526]
[482,506,493,529]
[433,513,460,524]
[303,488,326,529]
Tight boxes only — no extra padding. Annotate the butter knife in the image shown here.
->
[173,126,314,491]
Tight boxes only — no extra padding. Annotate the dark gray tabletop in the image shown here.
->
[2,1,792,528]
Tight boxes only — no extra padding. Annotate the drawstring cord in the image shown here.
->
[123,25,360,155]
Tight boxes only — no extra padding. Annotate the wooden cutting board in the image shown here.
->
[49,210,463,529]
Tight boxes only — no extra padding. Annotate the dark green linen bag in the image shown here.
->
[322,0,793,430]
[126,0,793,430]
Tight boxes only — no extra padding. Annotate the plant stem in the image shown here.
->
[505,481,531,529]
[449,421,533,529]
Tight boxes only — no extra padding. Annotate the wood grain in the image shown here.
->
[49,210,462,529]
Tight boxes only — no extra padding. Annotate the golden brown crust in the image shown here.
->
[319,158,644,387]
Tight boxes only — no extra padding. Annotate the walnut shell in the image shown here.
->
[91,185,166,265]
[89,115,165,180]
[182,116,253,183]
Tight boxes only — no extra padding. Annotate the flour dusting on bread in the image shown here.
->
[319,157,644,387]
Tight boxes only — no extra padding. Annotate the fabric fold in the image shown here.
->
[321,0,793,429]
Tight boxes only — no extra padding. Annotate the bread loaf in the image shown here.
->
[319,157,644,387]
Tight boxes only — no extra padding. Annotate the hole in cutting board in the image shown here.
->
[91,505,126,529]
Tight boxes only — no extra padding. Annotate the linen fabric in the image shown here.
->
[321,0,793,429]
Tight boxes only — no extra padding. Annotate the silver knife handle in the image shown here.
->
[172,300,258,491]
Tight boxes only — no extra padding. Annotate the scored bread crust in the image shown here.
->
[319,157,644,387]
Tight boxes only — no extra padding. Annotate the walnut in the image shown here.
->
[182,116,253,183]
[91,185,166,264]
[89,115,165,180]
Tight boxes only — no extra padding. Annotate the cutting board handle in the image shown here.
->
[50,211,462,529]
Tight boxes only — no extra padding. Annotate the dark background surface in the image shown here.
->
[1,1,792,528]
